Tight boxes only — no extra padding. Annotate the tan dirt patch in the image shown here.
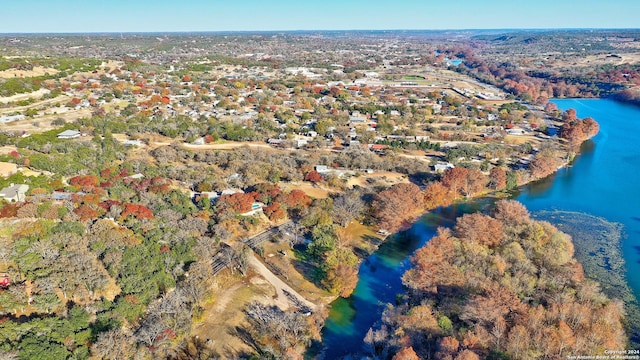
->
[0,162,18,177]
[0,67,59,79]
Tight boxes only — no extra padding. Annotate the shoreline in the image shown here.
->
[318,126,597,353]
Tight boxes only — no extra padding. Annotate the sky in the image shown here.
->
[1,0,639,33]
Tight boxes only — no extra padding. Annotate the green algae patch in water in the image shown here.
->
[535,210,640,347]
[325,297,357,333]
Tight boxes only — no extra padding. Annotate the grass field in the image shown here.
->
[402,75,426,81]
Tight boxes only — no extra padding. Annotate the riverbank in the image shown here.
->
[320,101,612,357]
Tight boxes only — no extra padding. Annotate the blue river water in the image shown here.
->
[519,99,640,296]
[320,98,640,358]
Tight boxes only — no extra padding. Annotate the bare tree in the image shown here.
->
[245,302,312,357]
[181,261,212,311]
[332,190,365,227]
[91,328,135,360]
[135,314,167,349]
[232,244,251,277]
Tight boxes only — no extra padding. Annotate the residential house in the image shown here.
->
[192,137,206,145]
[369,144,389,151]
[267,138,285,147]
[221,188,244,196]
[227,173,242,182]
[0,115,25,123]
[506,128,526,135]
[194,191,220,204]
[433,162,455,172]
[126,173,145,180]
[349,111,368,124]
[123,140,143,147]
[51,191,73,201]
[0,184,29,202]
[57,130,81,139]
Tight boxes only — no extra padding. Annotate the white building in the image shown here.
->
[433,162,455,172]
[57,130,81,139]
[0,184,29,202]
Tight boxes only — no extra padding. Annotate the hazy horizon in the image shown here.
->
[1,28,639,36]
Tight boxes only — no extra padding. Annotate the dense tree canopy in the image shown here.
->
[362,200,628,359]
[372,183,424,232]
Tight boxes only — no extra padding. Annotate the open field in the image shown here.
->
[0,88,52,104]
[0,108,91,134]
[0,162,18,177]
[345,171,409,188]
[181,141,272,151]
[193,273,265,357]
[0,66,59,79]
[194,251,325,357]
[280,181,334,199]
[0,94,71,115]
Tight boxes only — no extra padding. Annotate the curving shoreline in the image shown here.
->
[319,104,605,356]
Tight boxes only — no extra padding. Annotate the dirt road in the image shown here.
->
[181,142,272,151]
[248,254,317,311]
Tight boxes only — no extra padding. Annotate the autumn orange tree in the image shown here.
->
[372,183,424,232]
[460,168,487,198]
[488,167,507,191]
[530,149,559,179]
[304,170,323,183]
[383,200,628,359]
[280,189,312,215]
[423,182,452,209]
[263,202,286,221]
[121,203,154,220]
[252,183,283,204]
[560,116,600,149]
[441,167,468,198]
[216,192,257,214]
[69,175,100,192]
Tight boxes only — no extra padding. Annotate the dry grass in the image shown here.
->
[193,240,332,357]
[342,221,386,256]
[193,271,277,358]
[181,141,272,151]
[0,162,18,177]
[280,181,333,199]
[504,134,543,146]
[0,88,51,104]
[259,241,333,304]
[0,67,59,79]
[345,171,408,189]
[0,108,91,134]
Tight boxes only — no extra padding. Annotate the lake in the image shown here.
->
[320,98,640,358]
[520,99,640,297]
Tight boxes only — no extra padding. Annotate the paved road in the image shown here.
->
[242,221,293,249]
[211,221,294,275]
